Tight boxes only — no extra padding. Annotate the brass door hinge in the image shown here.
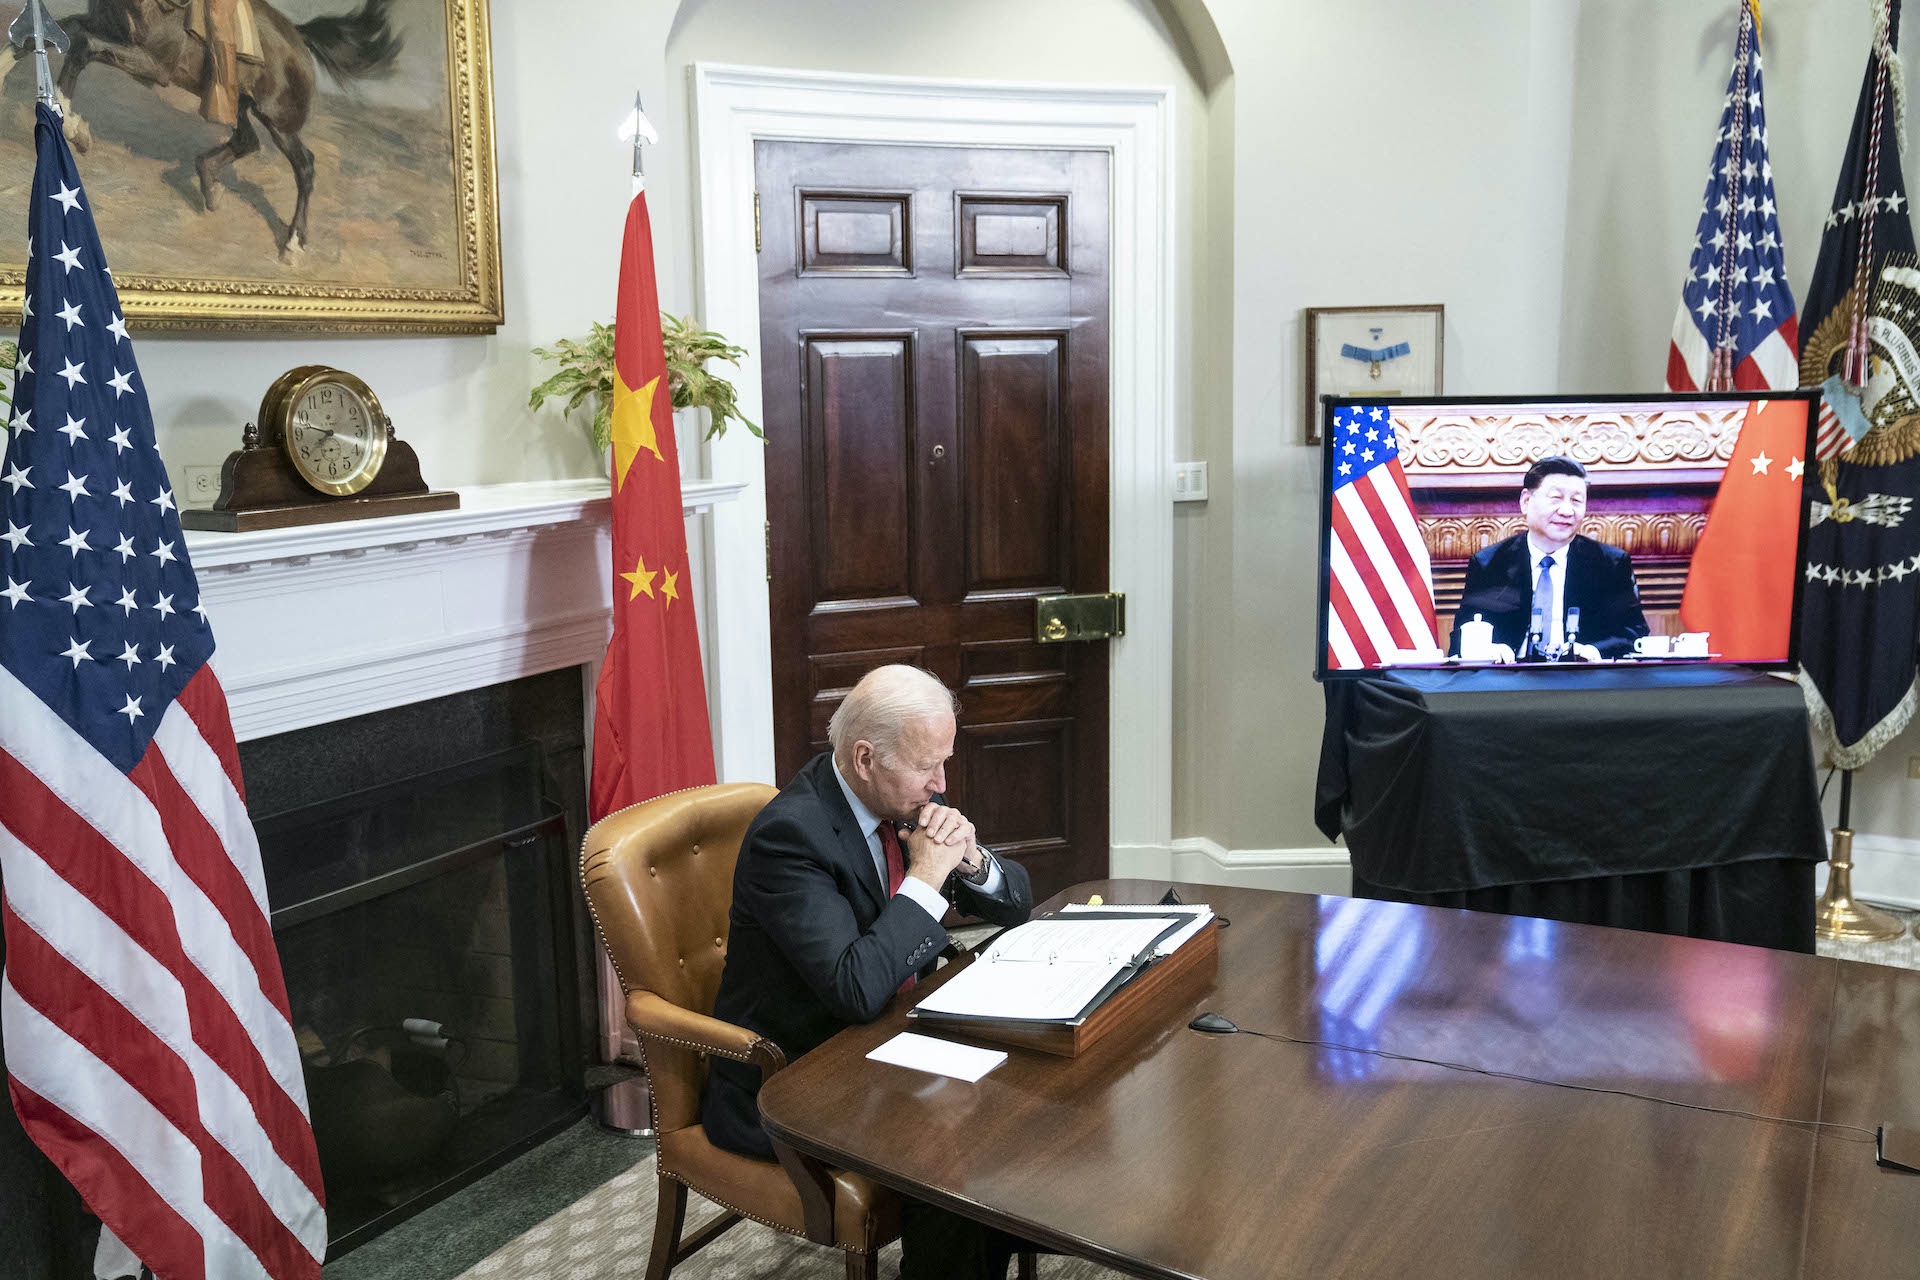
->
[753,192,762,253]
[1035,593,1126,643]
[765,519,772,582]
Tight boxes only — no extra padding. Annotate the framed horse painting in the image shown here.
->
[0,0,501,332]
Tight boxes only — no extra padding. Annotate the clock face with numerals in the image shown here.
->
[280,373,389,496]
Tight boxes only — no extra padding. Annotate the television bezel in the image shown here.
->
[1313,388,1823,681]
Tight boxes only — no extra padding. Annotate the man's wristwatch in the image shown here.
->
[960,846,994,885]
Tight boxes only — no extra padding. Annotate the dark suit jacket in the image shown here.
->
[700,751,1033,1158]
[1448,532,1649,659]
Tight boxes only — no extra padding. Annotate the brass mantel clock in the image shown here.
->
[181,366,459,532]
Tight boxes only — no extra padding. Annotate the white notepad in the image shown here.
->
[1059,903,1214,957]
[866,1032,1007,1082]
[911,913,1194,1023]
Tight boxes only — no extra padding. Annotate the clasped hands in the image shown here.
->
[902,803,985,889]
[1484,641,1602,664]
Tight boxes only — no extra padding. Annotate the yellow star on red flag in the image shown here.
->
[620,553,657,601]
[591,187,717,824]
[610,372,663,489]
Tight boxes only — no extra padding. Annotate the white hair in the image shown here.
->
[828,665,958,766]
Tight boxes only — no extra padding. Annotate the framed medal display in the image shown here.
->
[1303,304,1445,444]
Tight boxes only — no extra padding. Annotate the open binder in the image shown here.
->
[907,906,1220,1056]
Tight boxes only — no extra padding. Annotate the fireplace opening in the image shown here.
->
[242,672,595,1259]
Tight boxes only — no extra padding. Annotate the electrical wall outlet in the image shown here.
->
[1173,460,1209,503]
[183,465,222,507]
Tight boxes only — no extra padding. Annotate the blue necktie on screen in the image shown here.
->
[1533,555,1555,650]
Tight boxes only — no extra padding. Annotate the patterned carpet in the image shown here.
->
[453,1160,1126,1280]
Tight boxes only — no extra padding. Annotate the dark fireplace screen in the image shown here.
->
[257,743,585,1255]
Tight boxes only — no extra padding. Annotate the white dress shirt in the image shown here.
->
[831,758,1002,924]
[1526,534,1570,653]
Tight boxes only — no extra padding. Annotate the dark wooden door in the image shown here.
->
[757,140,1111,902]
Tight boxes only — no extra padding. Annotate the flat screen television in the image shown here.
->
[1314,391,1818,679]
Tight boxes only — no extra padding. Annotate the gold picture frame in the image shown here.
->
[1304,304,1444,444]
[0,0,502,334]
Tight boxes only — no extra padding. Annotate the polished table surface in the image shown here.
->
[756,880,1920,1280]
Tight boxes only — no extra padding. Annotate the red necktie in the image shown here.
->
[877,823,916,992]
[878,821,906,895]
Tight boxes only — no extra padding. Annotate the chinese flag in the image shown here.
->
[590,191,716,822]
[1677,398,1809,661]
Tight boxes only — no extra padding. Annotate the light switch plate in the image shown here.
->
[1173,460,1209,503]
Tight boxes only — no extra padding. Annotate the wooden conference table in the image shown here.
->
[757,880,1920,1279]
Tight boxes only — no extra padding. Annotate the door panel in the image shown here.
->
[802,335,918,604]
[959,334,1068,594]
[759,141,1111,902]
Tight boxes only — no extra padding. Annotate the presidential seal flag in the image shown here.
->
[1800,254,1920,767]
[0,103,326,1278]
[1800,0,1916,460]
[1666,0,1798,396]
[1798,0,1920,768]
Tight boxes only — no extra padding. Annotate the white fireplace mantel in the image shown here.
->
[187,478,742,742]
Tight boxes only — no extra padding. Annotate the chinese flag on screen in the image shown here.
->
[589,191,716,822]
[1677,399,1808,661]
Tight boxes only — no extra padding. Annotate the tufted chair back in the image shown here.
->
[580,782,775,1134]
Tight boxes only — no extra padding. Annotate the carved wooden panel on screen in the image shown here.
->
[758,141,1111,901]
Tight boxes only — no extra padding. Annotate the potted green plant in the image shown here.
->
[530,314,759,459]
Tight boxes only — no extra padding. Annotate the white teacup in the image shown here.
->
[1633,634,1672,657]
[1456,614,1495,662]
[1673,632,1709,657]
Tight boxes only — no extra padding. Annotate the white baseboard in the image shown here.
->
[1121,834,1920,910]
[1826,833,1920,911]
[1112,838,1353,897]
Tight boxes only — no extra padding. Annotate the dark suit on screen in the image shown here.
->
[700,750,1033,1159]
[1448,532,1649,659]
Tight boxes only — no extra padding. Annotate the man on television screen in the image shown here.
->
[1448,456,1649,661]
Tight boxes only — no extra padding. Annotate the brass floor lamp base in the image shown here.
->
[1816,828,1909,943]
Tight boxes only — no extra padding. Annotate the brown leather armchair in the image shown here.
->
[580,782,902,1280]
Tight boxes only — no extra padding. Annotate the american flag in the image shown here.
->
[1324,403,1437,670]
[1666,0,1800,403]
[0,104,325,1279]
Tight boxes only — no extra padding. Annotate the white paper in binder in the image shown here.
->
[910,912,1202,1024]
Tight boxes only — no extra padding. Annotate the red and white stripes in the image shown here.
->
[1667,311,1801,396]
[0,662,325,1280]
[1326,461,1439,669]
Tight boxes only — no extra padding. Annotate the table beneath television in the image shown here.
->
[1315,666,1827,951]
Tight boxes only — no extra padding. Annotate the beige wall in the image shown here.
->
[1204,0,1580,850]
[103,0,1920,853]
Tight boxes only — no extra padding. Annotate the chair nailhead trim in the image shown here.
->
[657,1170,883,1256]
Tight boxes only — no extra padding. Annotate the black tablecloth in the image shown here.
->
[1315,667,1827,951]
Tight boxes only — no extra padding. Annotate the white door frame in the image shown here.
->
[692,62,1176,868]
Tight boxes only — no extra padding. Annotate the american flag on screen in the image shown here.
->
[1666,0,1800,403]
[1325,404,1437,669]
[0,104,325,1279]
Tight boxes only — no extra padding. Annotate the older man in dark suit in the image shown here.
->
[702,664,1034,1280]
[1449,456,1650,661]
